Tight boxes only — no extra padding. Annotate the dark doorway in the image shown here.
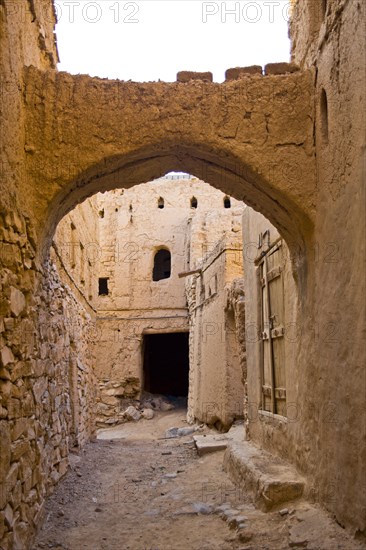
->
[143,333,189,396]
[153,249,171,281]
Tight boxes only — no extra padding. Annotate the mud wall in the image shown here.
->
[290,0,366,534]
[93,179,244,424]
[0,4,97,545]
[187,235,245,429]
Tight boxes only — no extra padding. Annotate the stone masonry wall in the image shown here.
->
[0,212,97,549]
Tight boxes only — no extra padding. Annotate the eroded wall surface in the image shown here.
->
[290,0,366,534]
[0,4,97,546]
[92,178,244,425]
[0,0,364,544]
[187,234,245,429]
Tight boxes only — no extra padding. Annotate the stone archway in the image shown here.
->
[22,66,316,273]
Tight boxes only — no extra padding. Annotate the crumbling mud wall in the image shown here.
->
[0,0,364,543]
[0,4,97,546]
[187,234,245,429]
[290,0,366,535]
[93,179,244,425]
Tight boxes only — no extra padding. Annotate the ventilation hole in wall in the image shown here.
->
[70,221,76,230]
[79,242,84,250]
[158,197,165,209]
[129,204,133,212]
[224,196,231,208]
[98,277,109,296]
[153,249,171,281]
[190,196,198,208]
[98,209,104,218]
[320,88,329,143]
[115,208,118,212]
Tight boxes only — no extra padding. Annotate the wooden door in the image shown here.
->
[258,239,286,415]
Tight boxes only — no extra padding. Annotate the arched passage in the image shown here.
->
[39,145,313,290]
[23,66,316,282]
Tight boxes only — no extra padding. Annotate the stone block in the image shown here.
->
[10,480,22,509]
[0,368,11,381]
[5,462,19,491]
[0,421,11,483]
[177,71,213,83]
[32,377,48,403]
[4,503,14,528]
[11,440,31,462]
[9,287,26,317]
[123,405,141,421]
[225,66,262,80]
[0,346,14,368]
[142,408,154,420]
[193,434,228,456]
[7,398,22,420]
[11,418,29,441]
[264,62,300,75]
[0,510,5,540]
[224,439,305,511]
[13,520,30,550]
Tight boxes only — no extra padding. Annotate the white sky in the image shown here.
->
[55,0,291,82]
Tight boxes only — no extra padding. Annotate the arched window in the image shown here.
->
[224,196,231,209]
[190,196,198,208]
[158,197,164,209]
[153,249,171,281]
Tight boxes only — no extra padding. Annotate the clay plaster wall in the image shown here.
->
[187,234,245,429]
[93,178,245,425]
[0,0,365,542]
[289,0,366,534]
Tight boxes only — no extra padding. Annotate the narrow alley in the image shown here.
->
[32,410,363,550]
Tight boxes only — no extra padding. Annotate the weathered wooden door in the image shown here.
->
[257,237,286,415]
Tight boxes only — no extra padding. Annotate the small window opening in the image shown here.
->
[224,196,231,208]
[129,203,133,212]
[115,208,118,212]
[98,209,104,219]
[320,88,329,144]
[98,277,109,296]
[190,196,198,208]
[158,197,165,209]
[153,249,171,281]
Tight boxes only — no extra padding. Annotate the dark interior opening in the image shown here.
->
[153,249,171,281]
[98,277,109,295]
[143,332,189,396]
[224,196,231,208]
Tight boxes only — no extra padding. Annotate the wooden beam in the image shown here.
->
[178,268,202,278]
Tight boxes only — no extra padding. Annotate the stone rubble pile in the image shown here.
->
[96,392,178,427]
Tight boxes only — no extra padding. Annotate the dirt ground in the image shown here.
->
[32,410,365,550]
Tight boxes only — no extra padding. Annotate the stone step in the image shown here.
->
[223,439,305,511]
[193,434,228,456]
